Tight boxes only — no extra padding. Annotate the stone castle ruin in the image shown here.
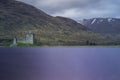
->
[13,31,34,45]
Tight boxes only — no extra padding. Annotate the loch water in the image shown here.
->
[0,47,120,80]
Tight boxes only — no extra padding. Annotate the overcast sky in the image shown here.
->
[17,0,120,20]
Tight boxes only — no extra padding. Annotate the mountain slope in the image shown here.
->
[0,0,109,45]
[80,18,120,34]
[79,18,120,43]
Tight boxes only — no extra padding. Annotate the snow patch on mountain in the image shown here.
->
[108,18,112,22]
[91,19,96,24]
[100,19,103,22]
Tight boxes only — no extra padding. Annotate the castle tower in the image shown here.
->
[25,31,34,44]
[13,38,17,45]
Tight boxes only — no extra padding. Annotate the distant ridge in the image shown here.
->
[80,18,120,34]
[79,18,120,42]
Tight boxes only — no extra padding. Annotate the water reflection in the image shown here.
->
[0,48,120,80]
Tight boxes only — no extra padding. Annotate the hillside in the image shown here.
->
[0,0,109,46]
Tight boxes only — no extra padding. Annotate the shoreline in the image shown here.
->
[0,45,120,48]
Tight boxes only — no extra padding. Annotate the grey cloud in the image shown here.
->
[17,0,120,19]
[18,0,102,12]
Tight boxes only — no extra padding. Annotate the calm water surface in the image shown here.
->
[0,47,120,80]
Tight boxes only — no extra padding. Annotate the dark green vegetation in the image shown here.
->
[0,0,112,46]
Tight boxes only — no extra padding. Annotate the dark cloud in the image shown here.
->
[17,0,120,19]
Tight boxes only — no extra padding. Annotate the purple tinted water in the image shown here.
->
[0,47,120,80]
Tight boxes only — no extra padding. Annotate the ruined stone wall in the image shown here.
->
[16,33,34,44]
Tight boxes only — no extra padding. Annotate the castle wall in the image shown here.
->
[14,32,34,44]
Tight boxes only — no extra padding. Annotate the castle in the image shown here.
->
[13,31,34,45]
